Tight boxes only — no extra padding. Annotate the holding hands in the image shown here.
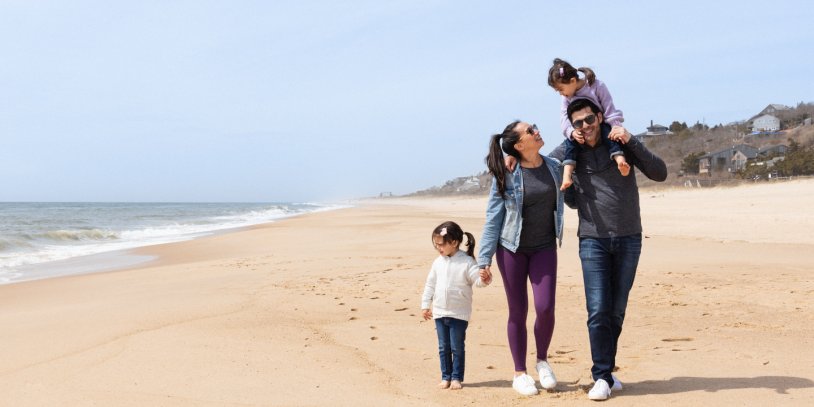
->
[479,266,492,285]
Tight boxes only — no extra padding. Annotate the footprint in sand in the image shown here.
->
[394,307,407,311]
[370,336,378,341]
[662,337,694,342]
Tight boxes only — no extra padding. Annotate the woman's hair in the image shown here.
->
[432,221,475,258]
[547,58,596,88]
[485,120,521,198]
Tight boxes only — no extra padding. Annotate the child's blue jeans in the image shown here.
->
[435,317,469,382]
[563,133,624,166]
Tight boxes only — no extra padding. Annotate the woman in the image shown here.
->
[477,121,564,396]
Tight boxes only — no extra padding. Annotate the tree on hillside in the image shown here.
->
[669,121,688,133]
[774,140,814,176]
[680,151,705,175]
[692,121,709,132]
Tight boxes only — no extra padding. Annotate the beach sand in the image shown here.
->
[1,179,813,406]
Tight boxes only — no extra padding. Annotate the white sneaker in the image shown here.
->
[611,374,623,391]
[535,360,557,390]
[512,373,539,396]
[588,379,611,400]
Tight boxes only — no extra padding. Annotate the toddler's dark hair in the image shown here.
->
[432,221,476,258]
[547,58,596,88]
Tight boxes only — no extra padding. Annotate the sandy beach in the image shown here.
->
[1,179,813,406]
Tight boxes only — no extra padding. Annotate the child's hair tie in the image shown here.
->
[440,227,447,236]
[559,67,564,77]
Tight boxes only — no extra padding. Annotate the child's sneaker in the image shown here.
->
[512,373,539,396]
[535,360,557,390]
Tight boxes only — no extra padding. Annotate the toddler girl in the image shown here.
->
[421,221,491,390]
[548,58,630,190]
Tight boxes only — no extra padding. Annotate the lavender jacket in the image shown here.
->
[560,79,624,140]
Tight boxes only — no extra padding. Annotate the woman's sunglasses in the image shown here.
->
[526,124,539,135]
[572,114,597,129]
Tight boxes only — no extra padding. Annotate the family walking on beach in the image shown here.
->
[420,58,667,401]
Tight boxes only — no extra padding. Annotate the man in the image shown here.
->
[551,98,667,400]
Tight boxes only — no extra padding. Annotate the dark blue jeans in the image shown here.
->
[435,317,469,381]
[579,234,641,385]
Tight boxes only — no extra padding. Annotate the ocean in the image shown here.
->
[0,202,346,284]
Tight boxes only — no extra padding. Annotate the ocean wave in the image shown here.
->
[41,229,120,242]
[0,202,349,284]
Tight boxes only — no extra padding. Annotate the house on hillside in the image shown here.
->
[634,120,672,140]
[759,104,791,115]
[698,144,759,174]
[455,176,482,192]
[751,114,781,131]
[758,144,788,157]
[698,143,789,174]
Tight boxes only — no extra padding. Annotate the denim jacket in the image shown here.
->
[477,155,565,267]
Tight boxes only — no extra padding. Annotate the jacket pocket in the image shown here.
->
[445,288,471,311]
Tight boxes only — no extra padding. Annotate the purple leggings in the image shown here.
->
[495,246,557,372]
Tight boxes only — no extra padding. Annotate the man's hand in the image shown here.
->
[609,126,631,144]
[422,309,432,320]
[504,155,517,172]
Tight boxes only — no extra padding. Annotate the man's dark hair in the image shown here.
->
[566,98,602,122]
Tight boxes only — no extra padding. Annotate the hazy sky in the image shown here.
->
[2,1,812,202]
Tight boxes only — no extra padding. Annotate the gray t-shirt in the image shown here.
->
[518,163,557,251]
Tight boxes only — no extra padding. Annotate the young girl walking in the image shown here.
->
[548,58,631,190]
[421,221,491,390]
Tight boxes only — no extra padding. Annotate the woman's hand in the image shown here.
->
[422,309,432,320]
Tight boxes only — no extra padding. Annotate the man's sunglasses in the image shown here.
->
[572,114,597,129]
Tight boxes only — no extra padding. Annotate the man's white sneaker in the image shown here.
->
[535,360,557,390]
[588,379,611,400]
[610,374,623,391]
[512,373,539,396]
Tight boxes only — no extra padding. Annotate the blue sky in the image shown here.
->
[1,1,812,202]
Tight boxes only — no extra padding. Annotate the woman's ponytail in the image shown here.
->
[485,120,521,198]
